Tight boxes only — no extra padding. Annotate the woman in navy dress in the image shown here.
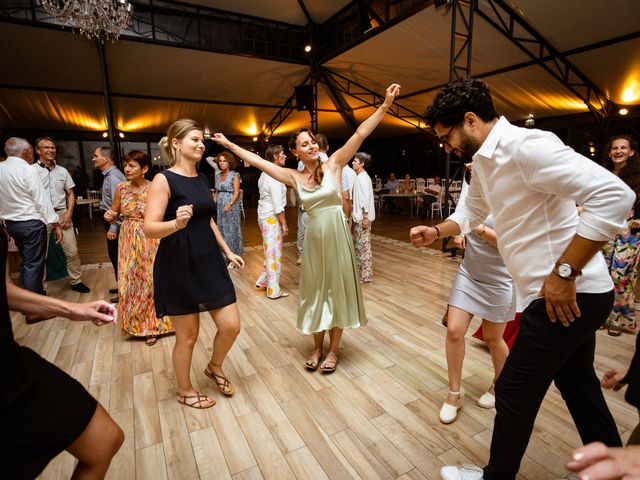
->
[144,119,244,409]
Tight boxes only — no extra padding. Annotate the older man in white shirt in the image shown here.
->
[33,137,90,293]
[0,138,62,314]
[410,79,635,480]
[352,152,376,283]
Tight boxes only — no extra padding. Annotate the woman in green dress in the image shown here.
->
[213,83,400,372]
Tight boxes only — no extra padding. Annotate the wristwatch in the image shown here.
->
[552,262,582,280]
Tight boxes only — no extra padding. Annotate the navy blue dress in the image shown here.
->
[153,170,236,316]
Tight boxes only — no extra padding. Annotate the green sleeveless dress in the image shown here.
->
[296,170,367,334]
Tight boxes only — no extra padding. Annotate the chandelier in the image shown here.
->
[39,0,134,41]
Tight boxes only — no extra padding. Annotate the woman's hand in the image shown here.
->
[212,133,233,149]
[453,235,466,249]
[103,209,117,223]
[383,84,401,107]
[175,204,193,229]
[227,253,245,269]
[224,203,232,213]
[601,367,628,391]
[68,300,117,326]
[629,219,640,229]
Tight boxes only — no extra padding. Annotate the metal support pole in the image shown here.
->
[96,40,121,166]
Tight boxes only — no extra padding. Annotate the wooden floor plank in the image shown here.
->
[21,211,636,480]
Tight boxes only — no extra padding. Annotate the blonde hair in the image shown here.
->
[159,118,202,166]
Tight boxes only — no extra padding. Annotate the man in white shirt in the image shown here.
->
[409,79,634,480]
[0,138,62,315]
[33,137,90,293]
[351,152,376,283]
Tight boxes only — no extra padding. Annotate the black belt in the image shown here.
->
[55,208,65,212]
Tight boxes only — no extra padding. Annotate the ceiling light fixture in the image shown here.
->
[619,108,629,116]
[119,132,125,138]
[102,132,108,138]
[252,137,258,142]
[525,113,535,127]
[39,0,133,41]
[304,44,312,53]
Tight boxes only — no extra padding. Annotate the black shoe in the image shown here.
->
[109,297,119,303]
[109,288,118,294]
[71,282,91,293]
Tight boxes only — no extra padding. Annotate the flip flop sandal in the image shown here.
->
[320,352,338,373]
[146,336,158,346]
[177,393,215,409]
[305,349,322,371]
[268,292,290,299]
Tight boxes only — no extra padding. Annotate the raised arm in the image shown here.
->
[212,134,298,188]
[329,84,400,169]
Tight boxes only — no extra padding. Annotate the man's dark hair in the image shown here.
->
[354,151,371,169]
[425,79,498,128]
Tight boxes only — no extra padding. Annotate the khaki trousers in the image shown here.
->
[47,209,83,284]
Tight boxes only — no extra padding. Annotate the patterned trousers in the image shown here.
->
[353,221,373,283]
[602,229,639,329]
[256,216,284,298]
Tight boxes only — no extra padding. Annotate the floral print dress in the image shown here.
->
[215,171,244,257]
[118,181,173,337]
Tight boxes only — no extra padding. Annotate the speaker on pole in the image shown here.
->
[295,85,313,111]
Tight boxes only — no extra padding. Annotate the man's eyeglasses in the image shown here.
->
[437,125,455,147]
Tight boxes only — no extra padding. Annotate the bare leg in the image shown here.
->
[445,306,474,405]
[306,331,325,368]
[67,404,124,479]
[320,327,343,370]
[480,319,509,394]
[172,313,213,407]
[206,304,241,394]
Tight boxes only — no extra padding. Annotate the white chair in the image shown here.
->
[415,179,426,193]
[430,190,445,218]
[86,189,102,221]
[374,178,382,192]
[426,177,435,186]
[409,179,416,191]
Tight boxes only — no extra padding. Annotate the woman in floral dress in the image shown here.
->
[214,151,244,268]
[602,134,640,335]
[104,151,173,345]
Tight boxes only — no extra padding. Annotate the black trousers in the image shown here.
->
[5,220,47,294]
[101,215,119,280]
[484,291,621,479]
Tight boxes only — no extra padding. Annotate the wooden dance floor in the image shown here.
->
[11,209,637,480]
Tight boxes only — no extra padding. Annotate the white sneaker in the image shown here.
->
[296,256,302,265]
[476,391,495,409]
[440,464,483,480]
[439,391,464,424]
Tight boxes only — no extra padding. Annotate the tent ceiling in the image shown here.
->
[1,0,639,140]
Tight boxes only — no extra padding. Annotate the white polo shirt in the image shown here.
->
[448,117,635,310]
[32,161,75,211]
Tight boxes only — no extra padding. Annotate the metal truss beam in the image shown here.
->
[263,72,312,141]
[318,68,358,131]
[319,0,432,63]
[0,0,309,65]
[475,0,611,121]
[323,69,432,134]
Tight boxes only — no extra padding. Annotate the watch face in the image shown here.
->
[558,263,572,278]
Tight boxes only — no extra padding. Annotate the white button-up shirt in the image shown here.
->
[32,161,75,210]
[352,170,376,223]
[341,165,357,199]
[0,156,58,224]
[449,117,635,310]
[257,172,286,220]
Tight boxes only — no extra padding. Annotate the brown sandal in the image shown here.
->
[177,393,215,409]
[204,362,235,396]
[305,349,322,371]
[320,352,338,373]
